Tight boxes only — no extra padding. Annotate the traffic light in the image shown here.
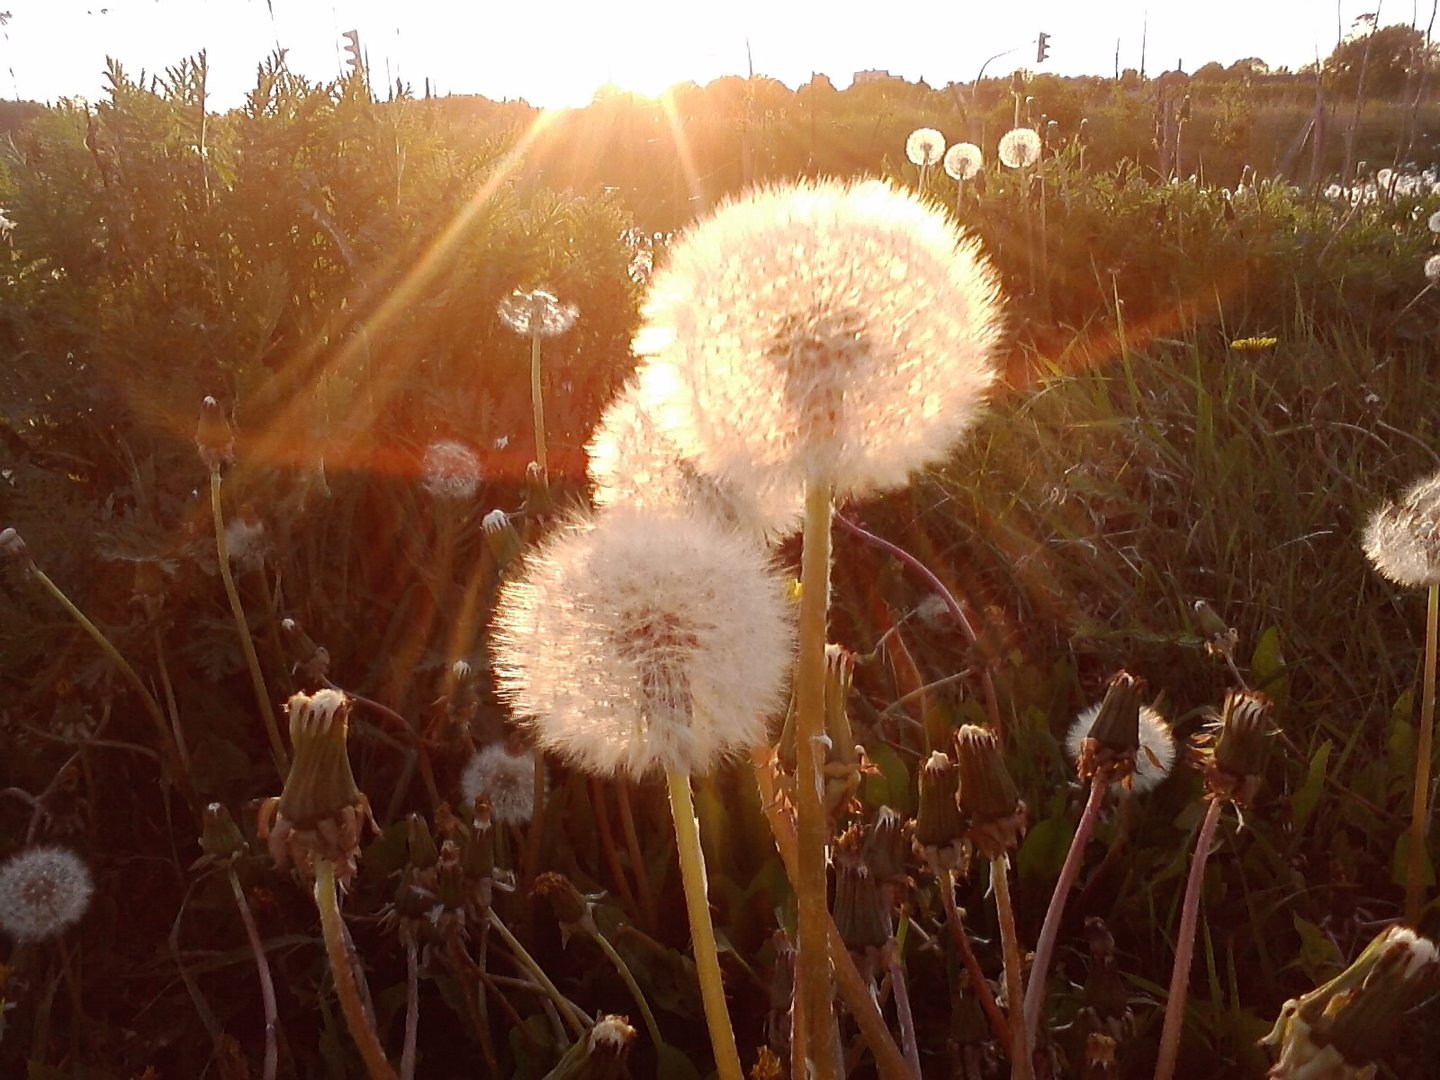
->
[342,30,361,73]
[1036,32,1051,64]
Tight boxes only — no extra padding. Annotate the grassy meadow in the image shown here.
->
[2,52,1440,1079]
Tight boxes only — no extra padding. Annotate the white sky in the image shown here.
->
[0,1,1413,109]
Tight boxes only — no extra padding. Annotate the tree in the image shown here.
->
[1325,22,1435,98]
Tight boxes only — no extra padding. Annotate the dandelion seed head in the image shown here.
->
[1364,472,1440,588]
[497,288,579,338]
[588,377,802,539]
[0,846,93,942]
[1427,210,1440,234]
[1425,253,1440,283]
[944,142,983,181]
[422,440,484,500]
[490,506,794,778]
[224,514,267,570]
[633,179,1003,506]
[905,127,945,168]
[1066,703,1176,794]
[998,127,1042,169]
[460,743,538,825]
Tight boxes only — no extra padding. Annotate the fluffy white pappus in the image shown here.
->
[587,376,802,540]
[905,127,946,168]
[633,179,1003,507]
[422,440,484,500]
[1363,472,1440,588]
[224,515,267,570]
[998,127,1042,169]
[0,845,94,942]
[460,743,538,825]
[1428,210,1440,234]
[497,288,579,338]
[944,142,984,181]
[490,506,795,778]
[1065,702,1177,794]
[1426,253,1440,284]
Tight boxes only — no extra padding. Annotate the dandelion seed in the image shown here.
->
[461,743,538,825]
[0,846,93,942]
[1364,471,1440,588]
[998,127,1042,169]
[422,440,484,500]
[943,142,983,182]
[905,127,945,168]
[1066,702,1176,794]
[490,506,794,778]
[1425,254,1440,283]
[497,288,578,338]
[633,179,1003,507]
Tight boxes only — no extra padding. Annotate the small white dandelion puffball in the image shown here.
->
[944,142,984,182]
[422,440,484,500]
[460,743,538,825]
[491,506,794,778]
[905,127,946,168]
[0,846,94,942]
[1364,471,1440,588]
[1428,210,1440,234]
[998,127,1042,169]
[633,179,1003,509]
[1065,703,1177,794]
[1426,254,1440,284]
[587,376,801,539]
[497,288,579,338]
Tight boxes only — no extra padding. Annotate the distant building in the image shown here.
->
[852,69,894,85]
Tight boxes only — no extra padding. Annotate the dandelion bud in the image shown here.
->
[954,725,1027,860]
[1206,689,1273,806]
[0,527,30,566]
[405,812,439,871]
[463,797,497,886]
[199,803,248,865]
[1194,599,1240,658]
[195,396,235,471]
[1262,926,1440,1078]
[1072,671,1144,782]
[265,689,373,886]
[482,509,525,569]
[863,806,910,886]
[460,744,538,826]
[832,833,888,956]
[0,846,93,943]
[914,751,967,873]
[1084,1033,1118,1077]
[535,872,597,945]
[524,461,554,517]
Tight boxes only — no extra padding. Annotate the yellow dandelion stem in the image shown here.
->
[530,329,547,473]
[315,857,398,1080]
[991,855,1032,1080]
[795,480,841,1079]
[665,765,744,1080]
[1405,582,1439,925]
[211,467,288,779]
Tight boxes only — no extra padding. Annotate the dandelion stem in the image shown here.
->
[1023,770,1109,1053]
[884,940,923,1079]
[665,765,744,1080]
[991,855,1032,1080]
[750,744,914,1080]
[795,481,840,1080]
[488,911,590,1041]
[314,857,397,1080]
[1405,581,1439,924]
[1156,797,1225,1080]
[228,867,279,1080]
[616,782,660,932]
[939,870,1011,1050]
[401,939,419,1080]
[591,779,644,924]
[529,329,547,473]
[591,899,668,1054]
[211,467,288,780]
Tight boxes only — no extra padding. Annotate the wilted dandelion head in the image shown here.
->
[1425,254,1440,283]
[944,142,984,181]
[497,288,579,338]
[422,440,484,500]
[633,179,1003,506]
[490,506,794,778]
[1066,702,1176,794]
[0,846,93,942]
[587,377,801,539]
[998,127,1042,169]
[905,127,946,167]
[1364,472,1440,588]
[460,743,538,825]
